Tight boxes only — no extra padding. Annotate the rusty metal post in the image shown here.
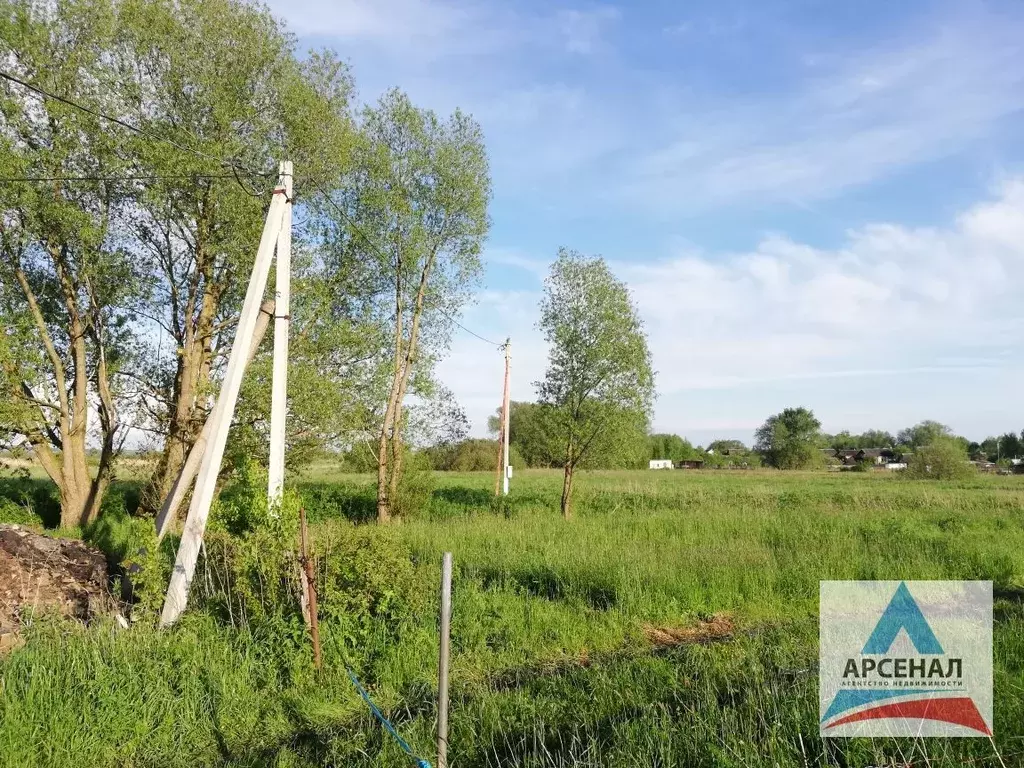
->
[299,507,321,669]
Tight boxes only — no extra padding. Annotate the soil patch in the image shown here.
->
[0,524,116,652]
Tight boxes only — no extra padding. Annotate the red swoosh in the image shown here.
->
[826,697,991,735]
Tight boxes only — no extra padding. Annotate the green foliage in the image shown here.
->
[755,407,823,469]
[0,496,41,526]
[826,429,896,450]
[4,470,1024,767]
[391,450,437,519]
[424,438,525,472]
[703,450,763,469]
[706,438,748,453]
[537,249,655,514]
[975,432,1024,462]
[648,433,698,462]
[897,420,957,450]
[489,401,562,468]
[905,436,975,480]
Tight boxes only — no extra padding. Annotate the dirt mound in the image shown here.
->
[0,524,117,651]
[643,614,735,648]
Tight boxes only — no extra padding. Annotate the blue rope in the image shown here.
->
[345,666,433,768]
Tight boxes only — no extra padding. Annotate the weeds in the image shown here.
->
[0,469,1022,767]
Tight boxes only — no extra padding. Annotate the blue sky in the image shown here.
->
[267,0,1024,446]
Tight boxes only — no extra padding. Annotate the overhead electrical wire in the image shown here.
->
[1,70,505,348]
[0,69,275,193]
[0,172,266,183]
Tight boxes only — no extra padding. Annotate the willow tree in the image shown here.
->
[332,89,490,523]
[109,0,355,513]
[537,249,654,519]
[0,0,142,527]
[2,0,363,525]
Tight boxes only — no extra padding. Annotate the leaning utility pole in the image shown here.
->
[159,162,293,628]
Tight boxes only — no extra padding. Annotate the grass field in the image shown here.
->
[1,468,1023,767]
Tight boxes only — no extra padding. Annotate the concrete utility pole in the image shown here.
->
[501,339,511,496]
[160,165,292,628]
[268,161,293,507]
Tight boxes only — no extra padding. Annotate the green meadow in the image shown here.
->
[1,469,1023,767]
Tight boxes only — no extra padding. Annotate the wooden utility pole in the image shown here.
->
[299,507,322,669]
[437,552,453,768]
[268,161,293,507]
[159,165,292,628]
[494,339,511,496]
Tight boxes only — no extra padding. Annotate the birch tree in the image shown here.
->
[537,249,654,519]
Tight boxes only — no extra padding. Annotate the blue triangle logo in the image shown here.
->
[861,582,943,654]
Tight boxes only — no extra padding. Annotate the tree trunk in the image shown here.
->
[141,279,218,515]
[376,424,393,524]
[388,408,404,513]
[560,463,574,520]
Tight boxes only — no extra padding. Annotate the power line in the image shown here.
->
[0,172,268,183]
[308,178,505,349]
[449,317,503,347]
[0,70,274,191]
[3,70,503,347]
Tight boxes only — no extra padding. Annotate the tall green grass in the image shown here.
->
[1,469,1022,767]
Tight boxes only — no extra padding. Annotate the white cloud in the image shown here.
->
[442,180,1024,438]
[621,18,1024,211]
[266,1,1024,213]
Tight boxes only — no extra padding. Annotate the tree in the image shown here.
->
[331,90,489,523]
[649,433,698,462]
[905,436,974,480]
[488,401,560,468]
[755,407,823,469]
[537,249,654,519]
[1000,432,1023,460]
[706,439,747,454]
[117,0,355,514]
[858,429,896,449]
[425,438,524,472]
[0,0,143,527]
[897,420,953,450]
[1,0,405,528]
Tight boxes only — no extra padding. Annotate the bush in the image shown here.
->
[171,460,426,655]
[424,439,525,471]
[905,437,975,480]
[392,450,436,517]
[0,496,42,526]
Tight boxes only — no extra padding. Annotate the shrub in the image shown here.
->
[193,460,423,650]
[392,450,436,518]
[0,496,42,526]
[905,437,975,480]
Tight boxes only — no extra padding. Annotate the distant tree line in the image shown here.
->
[420,404,1021,481]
